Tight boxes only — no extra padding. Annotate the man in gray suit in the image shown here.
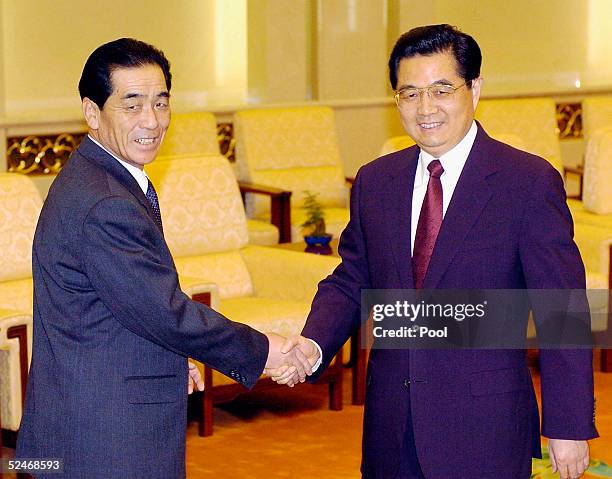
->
[16,38,310,478]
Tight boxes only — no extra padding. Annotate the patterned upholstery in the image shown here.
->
[476,98,563,174]
[146,154,339,388]
[0,174,40,432]
[0,173,42,282]
[0,278,34,313]
[158,111,219,157]
[583,127,612,215]
[582,96,612,142]
[0,309,32,431]
[234,106,350,241]
[157,113,279,245]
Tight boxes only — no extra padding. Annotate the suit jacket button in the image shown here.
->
[404,379,411,387]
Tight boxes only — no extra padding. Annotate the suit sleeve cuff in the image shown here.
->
[306,338,323,373]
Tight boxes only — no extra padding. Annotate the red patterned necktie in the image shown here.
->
[412,160,444,289]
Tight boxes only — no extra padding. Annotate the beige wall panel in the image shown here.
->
[1,0,247,115]
[392,0,604,96]
[316,0,388,100]
[247,0,310,103]
[334,102,404,176]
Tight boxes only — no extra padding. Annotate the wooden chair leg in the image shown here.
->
[199,366,214,437]
[603,349,612,372]
[329,350,343,411]
[352,327,367,405]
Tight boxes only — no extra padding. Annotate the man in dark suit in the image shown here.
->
[16,38,310,478]
[276,25,597,478]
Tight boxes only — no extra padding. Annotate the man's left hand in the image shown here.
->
[548,439,589,479]
[188,361,204,394]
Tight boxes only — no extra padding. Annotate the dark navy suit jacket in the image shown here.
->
[302,125,598,478]
[17,137,269,478]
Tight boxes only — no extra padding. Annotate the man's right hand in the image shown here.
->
[263,332,314,386]
[267,335,321,386]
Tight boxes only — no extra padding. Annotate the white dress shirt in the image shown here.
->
[88,135,150,195]
[410,121,477,255]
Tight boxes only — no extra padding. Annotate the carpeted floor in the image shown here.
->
[184,369,612,479]
[2,369,609,478]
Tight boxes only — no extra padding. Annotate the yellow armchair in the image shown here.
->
[582,96,612,143]
[234,106,351,242]
[0,173,41,313]
[146,154,344,436]
[475,97,563,174]
[158,111,279,246]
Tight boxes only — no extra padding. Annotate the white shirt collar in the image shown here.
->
[416,121,478,187]
[88,134,149,195]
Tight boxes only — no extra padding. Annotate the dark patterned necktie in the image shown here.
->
[145,179,163,233]
[412,160,444,289]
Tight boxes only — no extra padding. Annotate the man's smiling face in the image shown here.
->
[84,63,170,169]
[395,50,481,157]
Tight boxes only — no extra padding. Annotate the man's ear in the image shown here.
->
[470,76,483,111]
[82,98,100,130]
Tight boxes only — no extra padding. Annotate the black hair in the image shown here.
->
[78,38,171,109]
[388,24,481,90]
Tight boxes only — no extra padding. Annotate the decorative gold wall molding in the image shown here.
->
[217,122,235,162]
[556,102,582,139]
[7,133,85,175]
[6,123,236,175]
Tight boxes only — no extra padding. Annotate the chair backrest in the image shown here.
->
[583,126,612,215]
[146,155,253,299]
[234,106,348,215]
[0,173,42,282]
[476,98,563,174]
[582,96,612,143]
[158,111,220,157]
[379,135,416,156]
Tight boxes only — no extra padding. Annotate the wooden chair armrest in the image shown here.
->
[564,165,584,200]
[238,181,292,243]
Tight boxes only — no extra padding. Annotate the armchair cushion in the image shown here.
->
[568,199,612,230]
[0,278,33,312]
[246,219,279,246]
[239,245,340,302]
[175,252,253,300]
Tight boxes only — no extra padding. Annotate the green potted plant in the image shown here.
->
[301,191,333,247]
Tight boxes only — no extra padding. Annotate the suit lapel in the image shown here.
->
[423,126,500,289]
[381,148,419,288]
[77,136,161,232]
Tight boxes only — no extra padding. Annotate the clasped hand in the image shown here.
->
[264,333,321,387]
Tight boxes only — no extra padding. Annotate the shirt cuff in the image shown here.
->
[306,338,323,373]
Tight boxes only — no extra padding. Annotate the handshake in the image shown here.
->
[264,333,321,387]
[187,334,320,394]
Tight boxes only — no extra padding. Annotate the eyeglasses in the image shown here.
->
[394,81,468,107]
